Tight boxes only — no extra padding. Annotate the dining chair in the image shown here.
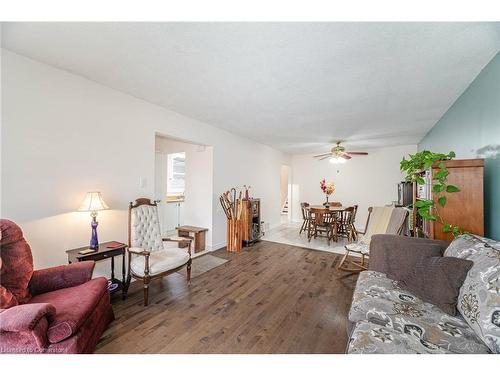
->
[127,198,192,306]
[308,207,337,245]
[337,206,408,272]
[299,202,310,234]
[339,206,358,242]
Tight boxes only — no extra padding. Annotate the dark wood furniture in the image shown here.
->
[128,198,192,306]
[414,159,484,241]
[337,206,358,242]
[307,207,337,245]
[299,202,310,234]
[66,241,127,300]
[175,225,208,253]
[241,198,261,246]
[95,241,359,354]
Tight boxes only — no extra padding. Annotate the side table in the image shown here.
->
[66,241,128,300]
[175,225,208,253]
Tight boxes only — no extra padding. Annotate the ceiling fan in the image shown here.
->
[313,141,368,164]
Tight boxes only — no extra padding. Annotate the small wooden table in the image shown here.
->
[175,225,208,253]
[308,205,346,211]
[66,241,128,300]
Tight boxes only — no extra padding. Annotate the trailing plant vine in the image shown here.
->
[400,150,465,237]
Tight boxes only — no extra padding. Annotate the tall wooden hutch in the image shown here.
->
[414,159,484,241]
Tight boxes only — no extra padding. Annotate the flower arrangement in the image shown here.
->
[320,179,335,195]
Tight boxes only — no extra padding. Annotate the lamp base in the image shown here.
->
[90,216,99,250]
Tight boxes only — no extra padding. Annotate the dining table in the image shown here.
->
[307,205,346,211]
[304,205,351,242]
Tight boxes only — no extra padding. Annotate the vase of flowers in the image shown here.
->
[320,179,335,207]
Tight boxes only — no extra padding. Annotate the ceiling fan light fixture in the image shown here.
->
[329,156,346,164]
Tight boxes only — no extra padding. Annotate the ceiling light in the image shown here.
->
[329,156,346,164]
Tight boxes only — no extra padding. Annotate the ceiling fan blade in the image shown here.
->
[313,153,332,158]
[340,153,352,160]
[346,151,369,155]
[318,155,331,161]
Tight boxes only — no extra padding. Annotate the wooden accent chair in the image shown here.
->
[337,206,408,272]
[338,205,358,242]
[127,198,192,306]
[299,202,310,234]
[307,207,337,245]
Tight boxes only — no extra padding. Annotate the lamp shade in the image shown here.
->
[78,191,109,212]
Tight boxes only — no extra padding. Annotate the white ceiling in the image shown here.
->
[2,22,499,154]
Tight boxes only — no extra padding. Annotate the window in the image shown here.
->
[166,152,185,201]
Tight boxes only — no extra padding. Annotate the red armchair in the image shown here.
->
[0,219,114,353]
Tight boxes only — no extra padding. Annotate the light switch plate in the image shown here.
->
[139,177,147,189]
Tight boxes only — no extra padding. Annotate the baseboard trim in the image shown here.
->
[208,241,227,251]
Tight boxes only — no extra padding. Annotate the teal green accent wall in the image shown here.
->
[419,51,500,240]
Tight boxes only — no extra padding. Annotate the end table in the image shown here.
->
[66,241,128,300]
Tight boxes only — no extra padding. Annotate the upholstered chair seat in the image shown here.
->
[127,198,192,306]
[130,247,190,277]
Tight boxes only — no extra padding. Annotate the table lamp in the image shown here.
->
[78,191,109,249]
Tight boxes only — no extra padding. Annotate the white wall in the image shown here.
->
[1,50,290,277]
[290,145,417,229]
[155,136,213,246]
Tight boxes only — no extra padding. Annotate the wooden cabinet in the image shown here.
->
[241,199,262,245]
[417,159,484,241]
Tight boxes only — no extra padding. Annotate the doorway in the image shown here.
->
[154,134,214,247]
[280,165,292,224]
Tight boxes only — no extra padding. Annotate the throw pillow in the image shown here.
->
[444,234,500,354]
[369,234,449,277]
[398,256,473,316]
[377,242,445,281]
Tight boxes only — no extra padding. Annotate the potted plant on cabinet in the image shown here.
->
[400,150,465,237]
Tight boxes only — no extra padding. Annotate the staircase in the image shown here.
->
[281,198,289,215]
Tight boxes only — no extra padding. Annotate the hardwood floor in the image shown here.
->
[95,241,359,354]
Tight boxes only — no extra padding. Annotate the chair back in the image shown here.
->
[128,198,163,252]
[310,207,332,226]
[352,205,358,223]
[341,206,355,226]
[360,206,408,244]
[300,202,310,220]
[0,219,34,305]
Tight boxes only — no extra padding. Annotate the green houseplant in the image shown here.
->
[400,150,465,237]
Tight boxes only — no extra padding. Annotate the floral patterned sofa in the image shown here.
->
[347,234,500,354]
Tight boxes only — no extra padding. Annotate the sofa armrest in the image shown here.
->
[369,234,450,273]
[29,261,95,296]
[0,303,56,348]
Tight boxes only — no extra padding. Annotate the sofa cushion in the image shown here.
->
[385,244,444,282]
[349,270,490,353]
[369,234,449,274]
[28,277,108,344]
[444,234,500,353]
[398,256,473,316]
[0,219,34,304]
[348,320,453,354]
[130,248,189,276]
